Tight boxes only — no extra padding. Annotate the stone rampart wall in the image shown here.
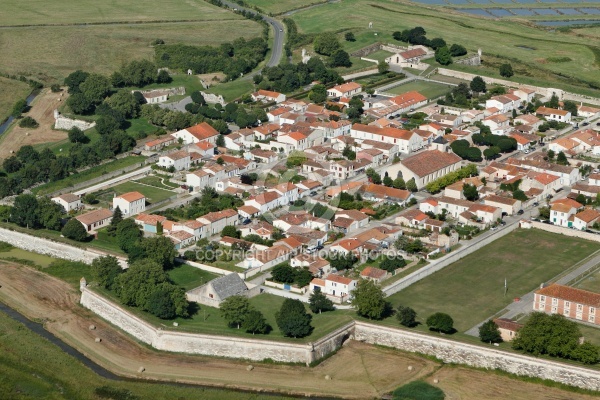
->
[531,221,600,243]
[354,322,600,391]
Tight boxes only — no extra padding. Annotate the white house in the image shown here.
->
[158,150,191,171]
[186,170,213,191]
[573,209,600,230]
[51,193,81,212]
[485,94,520,113]
[172,122,219,145]
[243,191,282,214]
[75,208,112,233]
[536,106,572,123]
[196,209,238,237]
[251,89,286,104]
[142,90,169,104]
[310,274,357,303]
[350,124,422,154]
[113,191,146,216]
[482,114,510,136]
[550,198,582,227]
[327,82,362,98]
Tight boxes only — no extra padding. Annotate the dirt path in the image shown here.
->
[0,88,68,160]
[0,262,435,399]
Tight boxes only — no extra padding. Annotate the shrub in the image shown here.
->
[18,116,39,128]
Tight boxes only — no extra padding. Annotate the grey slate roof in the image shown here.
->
[210,273,247,300]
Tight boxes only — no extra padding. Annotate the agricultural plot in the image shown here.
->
[0,77,30,124]
[385,81,453,99]
[244,0,328,15]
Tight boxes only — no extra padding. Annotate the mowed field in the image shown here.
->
[290,0,600,95]
[574,264,600,293]
[0,77,31,123]
[387,229,599,332]
[385,80,453,99]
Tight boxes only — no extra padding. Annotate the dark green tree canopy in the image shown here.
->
[351,279,388,320]
[276,298,312,338]
[479,319,502,343]
[426,312,454,334]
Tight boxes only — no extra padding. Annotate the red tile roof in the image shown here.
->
[360,266,387,279]
[401,150,462,177]
[186,122,219,141]
[493,318,523,332]
[536,284,600,307]
[116,191,145,202]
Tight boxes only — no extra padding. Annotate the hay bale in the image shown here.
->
[89,325,96,330]
[408,366,413,371]
[246,365,254,371]
[138,367,145,373]
[94,337,101,343]
[325,375,332,380]
[433,378,439,384]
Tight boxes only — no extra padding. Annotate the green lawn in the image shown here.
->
[387,229,600,332]
[33,156,147,195]
[384,80,452,99]
[125,117,158,138]
[205,79,255,102]
[37,127,102,155]
[96,181,175,205]
[290,0,600,95]
[244,0,327,15]
[168,263,218,291]
[366,50,394,62]
[136,176,179,190]
[0,248,57,268]
[0,311,296,400]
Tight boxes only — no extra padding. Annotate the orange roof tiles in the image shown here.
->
[116,191,145,202]
[536,284,600,307]
[186,122,218,141]
[401,150,462,177]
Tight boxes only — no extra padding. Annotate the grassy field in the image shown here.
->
[168,263,218,291]
[387,229,599,332]
[573,264,600,293]
[96,181,175,205]
[0,0,244,26]
[0,22,262,83]
[0,77,31,123]
[0,312,300,400]
[33,156,146,195]
[0,248,57,268]
[136,176,179,190]
[366,49,394,62]
[291,0,600,95]
[205,79,255,102]
[245,0,327,15]
[385,80,453,99]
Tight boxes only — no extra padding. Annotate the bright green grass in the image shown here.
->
[136,176,179,190]
[38,127,102,155]
[168,263,218,291]
[291,0,600,94]
[205,79,255,102]
[101,181,175,204]
[0,22,262,82]
[244,0,327,15]
[33,156,147,195]
[93,229,127,256]
[125,117,158,137]
[384,80,452,99]
[0,0,244,26]
[0,77,31,123]
[387,229,599,332]
[0,311,296,400]
[366,50,394,62]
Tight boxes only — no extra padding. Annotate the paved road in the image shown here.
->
[74,166,151,195]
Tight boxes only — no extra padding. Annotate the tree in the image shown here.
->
[429,38,447,50]
[80,73,111,104]
[11,99,28,118]
[463,183,479,201]
[383,175,394,187]
[191,91,206,105]
[156,69,172,84]
[499,63,514,78]
[313,32,341,56]
[37,197,63,231]
[221,225,240,239]
[470,76,486,93]
[220,295,252,329]
[107,206,123,236]
[145,283,178,319]
[242,309,269,335]
[106,90,140,119]
[513,189,527,202]
[344,32,355,42]
[116,219,142,253]
[406,178,418,192]
[380,256,406,273]
[342,145,356,160]
[563,100,578,116]
[19,117,39,128]
[61,218,88,241]
[309,288,334,314]
[67,93,94,114]
[547,149,555,160]
[479,319,502,343]
[294,267,313,288]
[426,312,454,333]
[576,193,587,205]
[556,151,568,165]
[276,298,312,338]
[571,342,600,365]
[3,156,22,173]
[329,50,352,68]
[377,61,389,74]
[393,177,406,190]
[271,263,295,284]
[68,127,88,143]
[512,312,586,360]
[139,236,178,269]
[449,44,467,57]
[92,255,122,290]
[216,134,226,147]
[116,259,168,307]
[351,279,388,320]
[64,70,90,94]
[396,305,417,327]
[11,194,39,228]
[309,84,327,103]
[547,93,560,109]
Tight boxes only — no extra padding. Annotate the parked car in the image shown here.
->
[583,122,589,126]
[310,191,318,196]
[533,202,539,207]
[242,218,251,225]
[517,209,524,215]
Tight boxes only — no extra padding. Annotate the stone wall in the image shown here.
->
[0,227,103,264]
[350,42,382,58]
[137,87,185,96]
[354,322,600,391]
[530,222,600,243]
[80,287,353,365]
[200,91,226,105]
[54,115,96,131]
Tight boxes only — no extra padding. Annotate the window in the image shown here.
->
[552,298,558,305]
[565,301,570,308]
[577,304,583,311]
[590,315,595,323]
[591,307,595,315]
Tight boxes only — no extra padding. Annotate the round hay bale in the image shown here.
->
[138,367,145,373]
[89,325,96,330]
[433,378,439,384]
[408,366,413,371]
[94,337,101,343]
[246,365,254,371]
[173,322,179,327]
[325,375,332,380]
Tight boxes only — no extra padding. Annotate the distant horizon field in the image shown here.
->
[291,0,600,96]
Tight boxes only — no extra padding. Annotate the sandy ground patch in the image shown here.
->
[197,72,226,88]
[0,88,69,160]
